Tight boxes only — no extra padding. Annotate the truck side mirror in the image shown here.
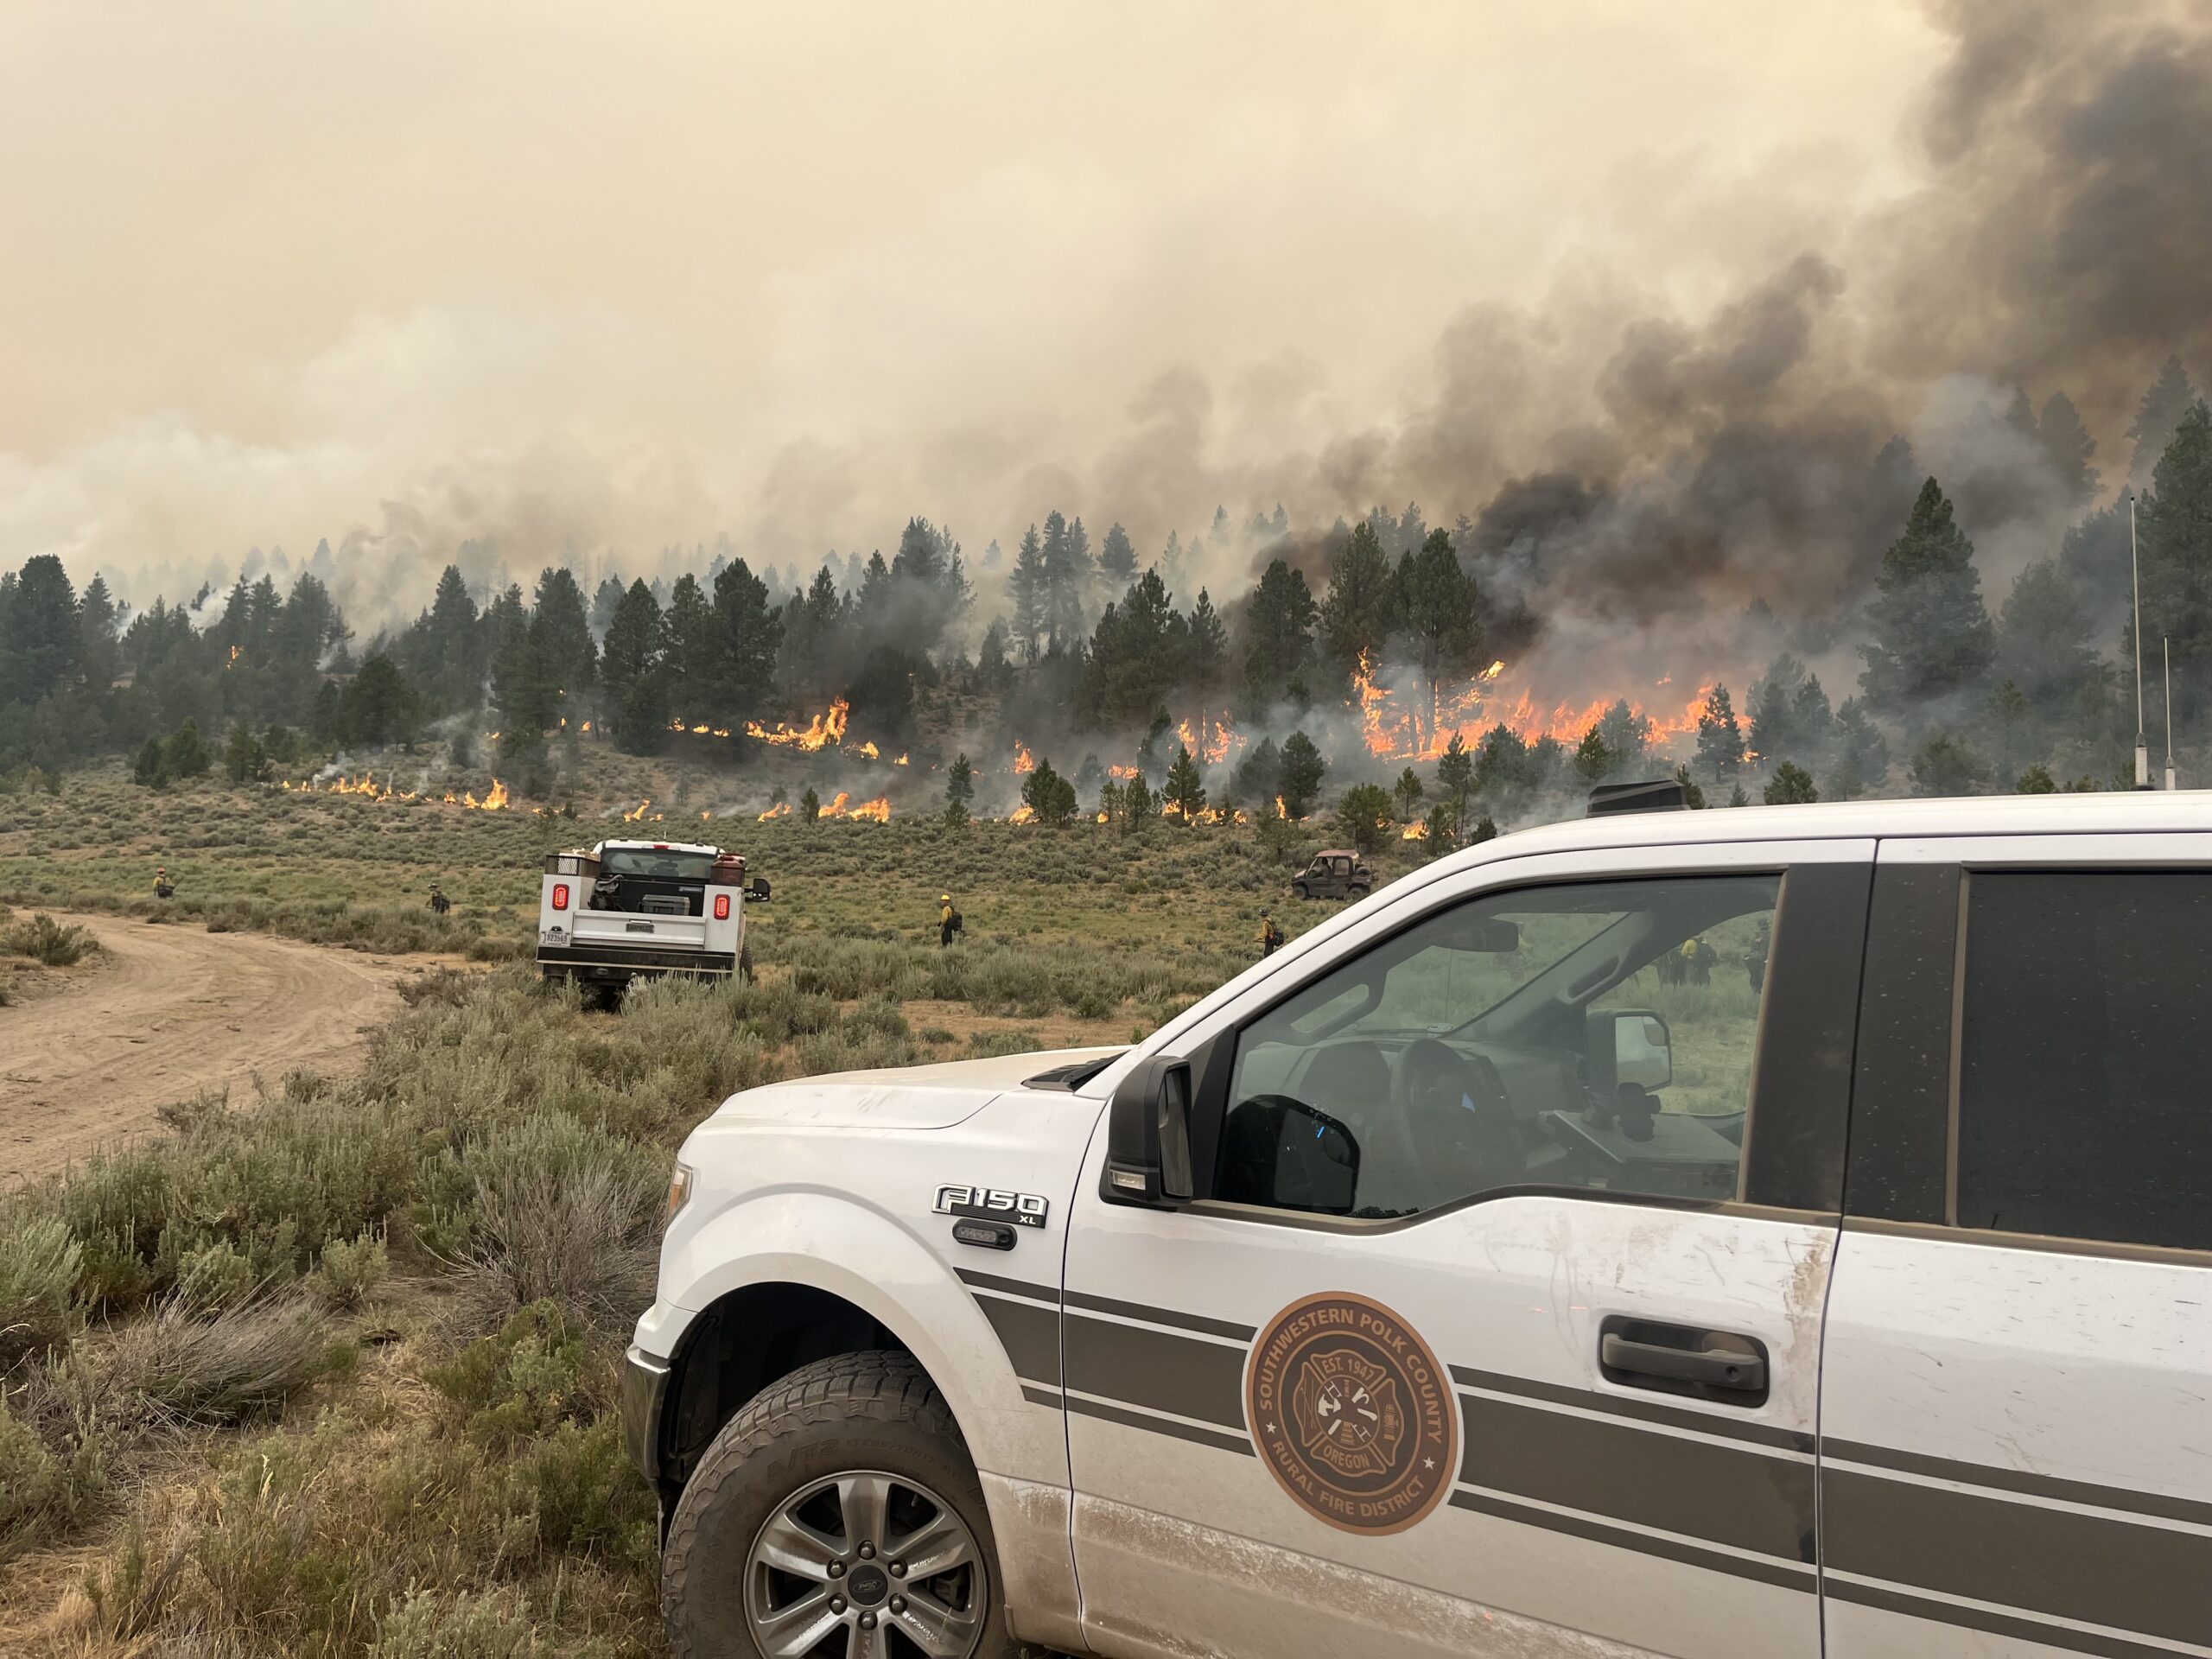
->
[1102,1056,1195,1206]
[1589,1007,1674,1090]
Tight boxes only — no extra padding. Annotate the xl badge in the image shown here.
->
[933,1185,1049,1229]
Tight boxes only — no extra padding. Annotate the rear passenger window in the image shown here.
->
[1958,872,2212,1252]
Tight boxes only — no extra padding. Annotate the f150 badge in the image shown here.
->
[932,1185,1048,1228]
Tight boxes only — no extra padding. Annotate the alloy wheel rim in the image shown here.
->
[744,1469,988,1659]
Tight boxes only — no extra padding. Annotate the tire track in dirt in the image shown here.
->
[1,912,429,1186]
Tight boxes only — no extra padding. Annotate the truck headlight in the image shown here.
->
[666,1162,696,1224]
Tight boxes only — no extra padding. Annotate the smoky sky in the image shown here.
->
[2,0,2206,681]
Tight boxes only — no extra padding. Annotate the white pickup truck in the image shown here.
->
[536,839,751,1006]
[626,791,2212,1659]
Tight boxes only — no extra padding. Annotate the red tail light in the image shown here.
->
[713,893,731,920]
[552,883,571,911]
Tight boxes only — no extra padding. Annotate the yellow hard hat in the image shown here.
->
[940,893,951,903]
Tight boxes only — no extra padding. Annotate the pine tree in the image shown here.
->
[800,785,820,822]
[1909,733,1985,797]
[1695,684,1746,780]
[1596,701,1652,775]
[1187,589,1228,692]
[2129,356,2198,483]
[944,753,974,826]
[1236,736,1281,804]
[1278,730,1326,818]
[2037,391,2098,505]
[427,565,482,710]
[1435,733,1473,829]
[1859,479,1997,717]
[1748,654,1808,761]
[709,558,782,724]
[530,567,597,717]
[1098,523,1138,588]
[2138,404,2212,720]
[163,718,213,779]
[1009,524,1046,658]
[1394,766,1424,820]
[664,574,717,715]
[1395,528,1482,743]
[601,579,670,754]
[1122,770,1154,826]
[1826,697,1891,798]
[78,573,121,690]
[1764,761,1818,804]
[1021,756,1078,824]
[1318,520,1395,682]
[1164,744,1206,823]
[1573,727,1614,785]
[1334,783,1395,854]
[589,575,626,641]
[1997,559,2102,716]
[1241,558,1317,709]
[339,654,418,747]
[0,555,81,707]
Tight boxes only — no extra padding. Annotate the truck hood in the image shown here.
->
[709,1046,1122,1131]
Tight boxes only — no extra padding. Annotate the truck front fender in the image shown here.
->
[655,1188,1065,1489]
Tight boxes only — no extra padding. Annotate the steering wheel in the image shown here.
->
[1389,1039,1522,1208]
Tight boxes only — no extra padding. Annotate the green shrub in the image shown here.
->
[309,1230,391,1311]
[0,911,97,966]
[371,1588,542,1659]
[427,1301,599,1452]
[0,1389,107,1558]
[0,1207,82,1370]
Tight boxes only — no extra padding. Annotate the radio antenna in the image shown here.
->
[2165,636,2178,791]
[2132,493,2150,788]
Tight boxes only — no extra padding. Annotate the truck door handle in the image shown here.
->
[1599,1323,1768,1402]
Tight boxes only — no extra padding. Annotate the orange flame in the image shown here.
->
[1012,743,1036,774]
[1402,820,1428,840]
[758,801,792,821]
[747,699,851,752]
[1108,763,1140,780]
[1008,804,1038,824]
[622,799,652,822]
[847,797,892,822]
[1357,648,1716,759]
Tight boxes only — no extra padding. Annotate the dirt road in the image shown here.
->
[1,912,425,1185]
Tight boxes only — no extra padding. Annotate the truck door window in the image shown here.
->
[1217,874,1779,1219]
[1956,871,2212,1252]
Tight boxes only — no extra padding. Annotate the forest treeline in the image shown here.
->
[2,359,2208,820]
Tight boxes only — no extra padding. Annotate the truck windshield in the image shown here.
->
[601,848,718,880]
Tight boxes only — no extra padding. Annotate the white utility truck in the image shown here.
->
[537,839,752,1006]
[628,785,2212,1658]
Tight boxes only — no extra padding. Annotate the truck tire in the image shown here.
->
[1292,881,1308,899]
[663,1351,1022,1659]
